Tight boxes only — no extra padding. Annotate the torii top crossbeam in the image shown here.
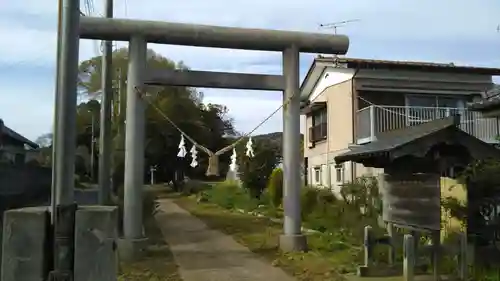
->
[79,17,349,54]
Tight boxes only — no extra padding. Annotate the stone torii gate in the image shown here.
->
[57,3,349,259]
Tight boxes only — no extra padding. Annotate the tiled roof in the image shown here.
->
[315,56,500,75]
[0,119,39,149]
[335,115,500,167]
[335,115,461,164]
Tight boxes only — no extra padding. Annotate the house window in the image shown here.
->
[314,167,321,184]
[335,163,344,183]
[442,165,465,179]
[405,95,465,125]
[406,95,464,108]
[14,153,25,165]
[309,108,327,143]
[406,95,437,108]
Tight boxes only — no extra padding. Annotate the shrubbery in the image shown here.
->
[181,180,210,195]
[267,167,283,207]
[299,182,380,239]
[202,181,267,211]
[203,176,382,242]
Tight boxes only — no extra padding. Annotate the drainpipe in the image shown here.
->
[326,107,331,190]
[350,67,361,182]
[496,117,500,142]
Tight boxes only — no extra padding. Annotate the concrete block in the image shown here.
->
[73,206,118,281]
[1,207,50,281]
[279,234,308,252]
[74,189,99,205]
[357,265,369,277]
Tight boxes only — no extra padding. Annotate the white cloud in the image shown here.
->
[202,89,306,135]
[202,90,283,134]
[1,0,56,16]
[0,26,56,66]
[0,80,54,141]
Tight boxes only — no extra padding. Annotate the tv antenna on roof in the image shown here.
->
[319,19,361,34]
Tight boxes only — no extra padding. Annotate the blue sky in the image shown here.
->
[1,0,500,141]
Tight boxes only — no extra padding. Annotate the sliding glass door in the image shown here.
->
[405,94,465,126]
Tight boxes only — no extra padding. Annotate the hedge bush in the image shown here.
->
[198,177,383,243]
[181,180,210,195]
[205,181,265,211]
[267,167,283,207]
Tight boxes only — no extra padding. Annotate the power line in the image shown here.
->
[82,0,101,57]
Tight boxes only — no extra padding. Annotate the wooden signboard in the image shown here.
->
[379,173,441,231]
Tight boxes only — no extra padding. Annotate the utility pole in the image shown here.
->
[109,67,122,194]
[117,67,123,129]
[98,0,114,205]
[49,0,80,279]
[54,0,80,204]
[51,0,63,224]
[90,111,95,182]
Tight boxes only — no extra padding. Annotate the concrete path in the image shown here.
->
[155,198,297,281]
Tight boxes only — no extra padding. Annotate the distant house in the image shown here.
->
[0,119,39,165]
[300,56,500,192]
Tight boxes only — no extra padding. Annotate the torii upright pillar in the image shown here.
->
[120,36,148,259]
[280,45,307,251]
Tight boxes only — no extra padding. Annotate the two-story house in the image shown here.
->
[0,119,39,164]
[300,57,500,193]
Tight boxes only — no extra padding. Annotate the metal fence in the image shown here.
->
[357,105,500,143]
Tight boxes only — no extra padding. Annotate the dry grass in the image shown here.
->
[175,195,361,281]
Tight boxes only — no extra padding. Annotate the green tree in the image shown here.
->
[76,48,235,191]
[236,137,281,198]
[35,133,53,148]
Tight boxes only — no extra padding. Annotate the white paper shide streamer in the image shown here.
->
[190,145,198,168]
[229,148,237,171]
[245,137,254,158]
[177,135,187,158]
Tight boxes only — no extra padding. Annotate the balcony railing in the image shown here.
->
[356,105,500,144]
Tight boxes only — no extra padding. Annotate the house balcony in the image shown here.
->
[356,105,500,144]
